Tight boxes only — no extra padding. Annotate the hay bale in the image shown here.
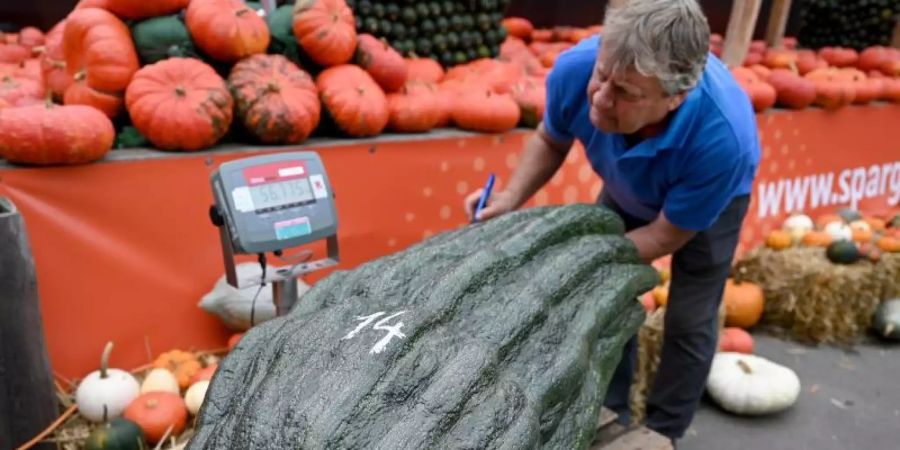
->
[734,248,899,344]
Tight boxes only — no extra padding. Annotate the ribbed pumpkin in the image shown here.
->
[732,67,776,112]
[405,57,444,83]
[0,103,114,165]
[355,34,407,93]
[98,0,188,20]
[17,27,44,52]
[0,44,30,64]
[292,0,357,67]
[452,89,520,133]
[40,20,71,101]
[511,77,546,128]
[316,64,388,137]
[125,58,234,151]
[228,54,320,144]
[63,7,139,118]
[501,17,534,40]
[834,68,878,104]
[805,68,855,110]
[186,0,270,63]
[1,75,44,106]
[386,81,441,133]
[767,69,815,110]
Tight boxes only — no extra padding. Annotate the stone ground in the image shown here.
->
[678,333,900,450]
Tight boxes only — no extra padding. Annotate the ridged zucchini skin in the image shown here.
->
[188,204,657,450]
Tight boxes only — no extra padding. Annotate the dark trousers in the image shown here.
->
[598,191,750,440]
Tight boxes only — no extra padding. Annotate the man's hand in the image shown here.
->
[626,212,696,263]
[464,189,519,222]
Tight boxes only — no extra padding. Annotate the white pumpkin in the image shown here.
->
[74,342,141,422]
[823,221,852,242]
[707,352,801,416]
[141,368,180,395]
[783,213,814,241]
[199,262,311,330]
[184,380,210,415]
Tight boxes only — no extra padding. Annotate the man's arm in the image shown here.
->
[505,123,573,207]
[626,213,696,263]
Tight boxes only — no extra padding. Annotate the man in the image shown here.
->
[463,0,760,443]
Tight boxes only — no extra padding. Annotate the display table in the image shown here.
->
[1,104,898,379]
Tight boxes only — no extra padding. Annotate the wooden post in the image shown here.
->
[0,197,57,450]
[765,0,793,49]
[721,0,763,67]
[892,16,900,49]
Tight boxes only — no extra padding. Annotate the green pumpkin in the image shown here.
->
[131,15,196,65]
[84,418,147,450]
[826,240,861,264]
[188,204,656,449]
[873,299,900,340]
[266,5,303,64]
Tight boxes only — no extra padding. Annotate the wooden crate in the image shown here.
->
[590,407,673,450]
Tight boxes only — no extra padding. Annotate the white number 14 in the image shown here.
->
[341,311,407,354]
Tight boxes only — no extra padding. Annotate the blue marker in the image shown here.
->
[472,173,496,223]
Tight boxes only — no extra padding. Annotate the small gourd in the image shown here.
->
[783,213,813,241]
[184,380,210,415]
[75,342,141,423]
[849,220,872,242]
[826,240,860,264]
[140,368,180,395]
[824,221,852,242]
[651,283,669,307]
[123,392,188,444]
[84,416,147,450]
[719,327,754,354]
[707,352,801,415]
[765,230,793,250]
[153,350,202,390]
[872,299,900,340]
[191,364,218,384]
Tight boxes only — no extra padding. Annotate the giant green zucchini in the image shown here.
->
[188,204,656,449]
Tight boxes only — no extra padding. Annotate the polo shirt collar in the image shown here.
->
[618,84,703,159]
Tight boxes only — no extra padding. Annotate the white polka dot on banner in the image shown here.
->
[456,181,468,195]
[578,165,593,183]
[506,152,519,169]
[423,186,433,197]
[473,157,485,172]
[405,212,415,222]
[534,190,549,206]
[440,161,450,172]
[563,186,579,203]
[439,205,451,220]
[387,238,397,247]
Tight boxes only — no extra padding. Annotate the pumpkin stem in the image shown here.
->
[147,398,158,409]
[357,86,366,96]
[100,341,114,379]
[266,81,281,93]
[102,404,108,424]
[74,70,86,82]
[175,85,187,97]
[736,359,753,374]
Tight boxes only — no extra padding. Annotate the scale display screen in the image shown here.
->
[248,177,315,211]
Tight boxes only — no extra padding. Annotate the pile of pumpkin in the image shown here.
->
[732,41,900,113]
[0,1,550,167]
[48,335,244,449]
[764,208,900,264]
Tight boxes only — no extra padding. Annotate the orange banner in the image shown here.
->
[1,105,898,379]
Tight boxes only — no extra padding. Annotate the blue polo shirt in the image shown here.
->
[543,36,760,231]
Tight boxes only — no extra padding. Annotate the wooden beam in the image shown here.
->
[892,16,900,49]
[721,0,764,67]
[765,0,792,49]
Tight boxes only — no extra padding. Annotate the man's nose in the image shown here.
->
[592,83,614,110]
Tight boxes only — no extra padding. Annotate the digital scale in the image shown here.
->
[209,152,339,316]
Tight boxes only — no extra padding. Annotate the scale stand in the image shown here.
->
[210,206,339,316]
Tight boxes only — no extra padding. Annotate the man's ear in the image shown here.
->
[667,91,688,111]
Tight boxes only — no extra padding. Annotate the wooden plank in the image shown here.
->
[764,0,793,48]
[721,0,764,67]
[0,197,57,450]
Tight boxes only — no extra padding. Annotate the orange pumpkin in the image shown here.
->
[228,54,320,144]
[651,284,669,307]
[405,57,444,83]
[765,230,793,250]
[355,34,407,93]
[152,350,202,389]
[640,294,656,313]
[317,64,388,137]
[723,279,765,329]
[802,230,833,247]
[882,78,900,103]
[186,0,270,63]
[511,77,546,128]
[386,81,441,133]
[501,17,534,40]
[805,68,855,110]
[0,75,44,106]
[40,21,71,101]
[858,46,891,72]
[123,392,187,444]
[762,49,796,70]
[719,327,754,354]
[0,103,114,165]
[863,217,886,232]
[0,44,30,64]
[292,0,357,67]
[452,88,521,133]
[434,82,457,127]
[63,7,140,117]
[93,0,188,19]
[190,364,218,384]
[17,26,44,52]
[767,69,816,110]
[796,52,828,75]
[834,68,878,104]
[877,236,900,253]
[819,47,858,67]
[732,67,775,112]
[126,58,234,151]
